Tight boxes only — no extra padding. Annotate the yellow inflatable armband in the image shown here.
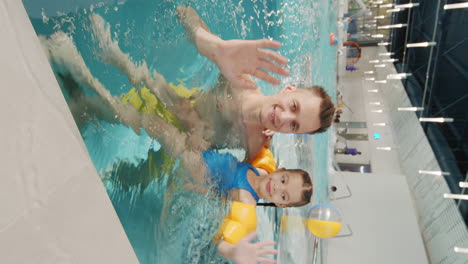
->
[251,146,277,173]
[215,201,257,245]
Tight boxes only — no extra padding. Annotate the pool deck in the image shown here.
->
[0,1,138,263]
[327,44,429,264]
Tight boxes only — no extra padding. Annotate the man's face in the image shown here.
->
[261,86,322,134]
[257,169,307,207]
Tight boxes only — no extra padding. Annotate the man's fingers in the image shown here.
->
[258,48,288,66]
[238,77,258,89]
[256,257,277,264]
[253,68,280,85]
[259,249,278,255]
[255,39,281,50]
[258,58,289,76]
[262,129,274,137]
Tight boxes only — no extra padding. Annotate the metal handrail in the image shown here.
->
[333,224,354,238]
[312,238,320,264]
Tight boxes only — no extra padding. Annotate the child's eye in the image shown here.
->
[282,193,286,200]
[291,122,298,131]
[292,102,297,111]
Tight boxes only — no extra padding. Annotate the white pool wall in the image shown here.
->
[329,45,468,263]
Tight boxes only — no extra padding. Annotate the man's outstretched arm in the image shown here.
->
[177,6,289,89]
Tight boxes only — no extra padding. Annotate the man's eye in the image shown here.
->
[292,102,297,111]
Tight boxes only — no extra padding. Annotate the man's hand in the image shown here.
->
[232,232,278,264]
[262,129,274,148]
[262,128,275,138]
[177,5,289,89]
[215,39,289,89]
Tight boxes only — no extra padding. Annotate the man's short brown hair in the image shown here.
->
[301,86,335,134]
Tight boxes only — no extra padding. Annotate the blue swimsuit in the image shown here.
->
[202,150,260,202]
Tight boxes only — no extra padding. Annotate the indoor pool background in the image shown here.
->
[22,0,336,263]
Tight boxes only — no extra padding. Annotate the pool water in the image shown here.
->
[23,0,336,263]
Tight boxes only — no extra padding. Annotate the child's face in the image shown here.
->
[258,169,305,207]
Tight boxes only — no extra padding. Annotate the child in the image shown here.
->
[198,149,313,264]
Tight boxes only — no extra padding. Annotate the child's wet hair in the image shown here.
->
[286,169,313,207]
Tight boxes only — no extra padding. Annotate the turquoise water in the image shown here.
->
[23,0,336,263]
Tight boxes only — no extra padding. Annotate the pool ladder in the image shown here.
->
[311,162,354,264]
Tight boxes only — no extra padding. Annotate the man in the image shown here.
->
[41,8,334,161]
[175,6,335,161]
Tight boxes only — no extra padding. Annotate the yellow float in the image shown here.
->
[281,203,342,238]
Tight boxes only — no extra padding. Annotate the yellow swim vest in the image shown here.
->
[251,146,277,173]
[214,147,276,244]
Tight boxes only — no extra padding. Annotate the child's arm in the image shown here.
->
[218,232,277,264]
[216,190,277,263]
[176,6,289,89]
